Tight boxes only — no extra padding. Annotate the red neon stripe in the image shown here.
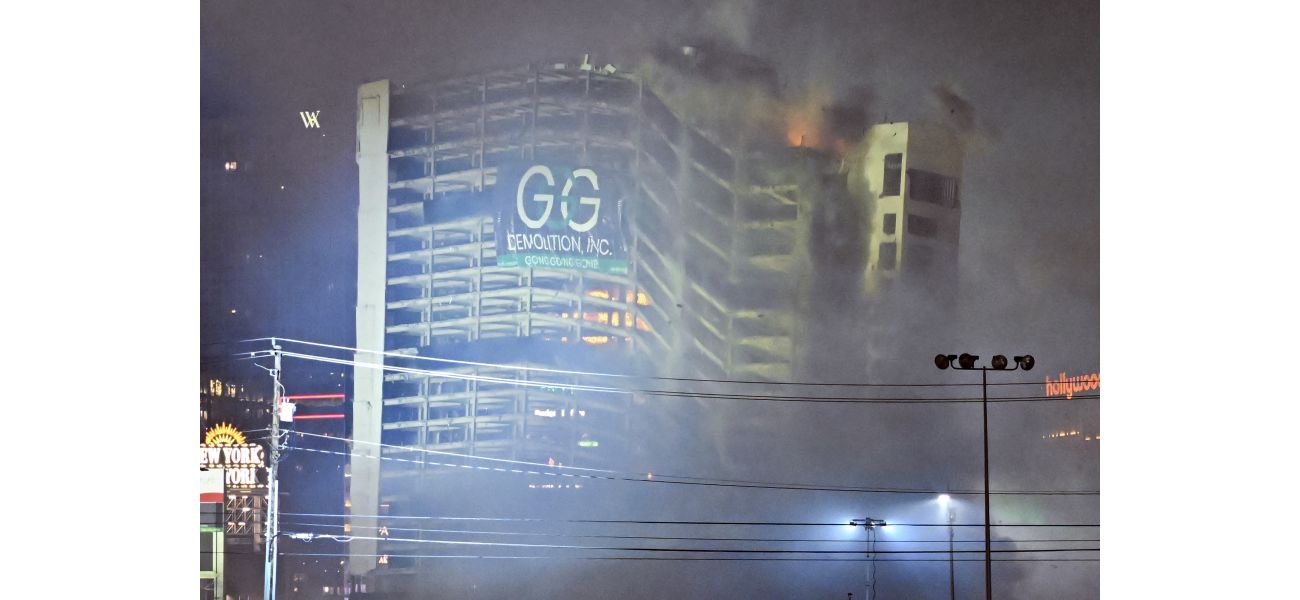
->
[281,394,346,401]
[199,492,224,503]
[293,413,345,420]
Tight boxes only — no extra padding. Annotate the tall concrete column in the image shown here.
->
[350,79,390,577]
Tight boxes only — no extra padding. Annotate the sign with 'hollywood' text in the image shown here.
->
[1044,372,1100,399]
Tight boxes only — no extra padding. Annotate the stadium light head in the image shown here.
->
[957,353,979,369]
[849,518,888,530]
[991,355,1009,370]
[1015,355,1036,371]
[934,354,952,370]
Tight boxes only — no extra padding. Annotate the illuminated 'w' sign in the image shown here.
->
[299,111,321,128]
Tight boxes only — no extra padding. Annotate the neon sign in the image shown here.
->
[1044,372,1100,399]
[200,423,266,489]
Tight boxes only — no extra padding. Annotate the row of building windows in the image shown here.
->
[1042,430,1101,441]
[880,153,959,208]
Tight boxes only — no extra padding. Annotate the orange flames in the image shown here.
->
[782,83,846,156]
[784,109,822,148]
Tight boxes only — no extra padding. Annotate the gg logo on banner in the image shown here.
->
[516,165,601,232]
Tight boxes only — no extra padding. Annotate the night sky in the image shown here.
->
[201,1,1098,597]
[201,0,1097,351]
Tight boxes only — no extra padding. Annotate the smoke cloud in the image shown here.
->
[202,0,1098,597]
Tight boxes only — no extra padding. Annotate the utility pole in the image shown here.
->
[849,518,887,600]
[263,340,283,600]
[981,366,991,600]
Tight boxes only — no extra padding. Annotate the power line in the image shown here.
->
[200,354,264,367]
[290,431,615,475]
[258,337,1069,389]
[282,551,1100,563]
[280,532,1099,555]
[285,432,1100,497]
[281,520,1100,544]
[199,550,1098,562]
[276,349,1098,404]
[280,512,1100,528]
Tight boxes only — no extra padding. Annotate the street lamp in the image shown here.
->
[938,494,955,600]
[934,352,1034,600]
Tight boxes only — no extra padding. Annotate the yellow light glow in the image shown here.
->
[586,289,611,300]
[582,336,611,345]
[204,423,247,445]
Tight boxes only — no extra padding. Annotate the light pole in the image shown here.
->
[934,353,1035,600]
[849,518,887,600]
[939,494,955,600]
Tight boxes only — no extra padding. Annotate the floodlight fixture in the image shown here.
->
[957,353,979,369]
[849,518,888,530]
[934,354,952,370]
[1015,355,1035,371]
[991,355,1009,370]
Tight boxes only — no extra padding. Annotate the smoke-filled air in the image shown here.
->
[201,1,1098,598]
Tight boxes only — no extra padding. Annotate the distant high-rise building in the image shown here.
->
[854,122,963,297]
[349,59,966,578]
